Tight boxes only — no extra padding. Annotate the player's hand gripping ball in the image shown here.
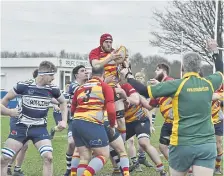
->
[114,46,128,64]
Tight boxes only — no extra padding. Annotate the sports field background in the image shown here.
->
[1,109,222,176]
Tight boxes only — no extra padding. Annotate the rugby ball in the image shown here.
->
[114,46,127,64]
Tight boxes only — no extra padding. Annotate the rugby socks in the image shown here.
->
[77,160,88,176]
[66,153,72,172]
[152,114,156,124]
[7,164,12,170]
[110,148,120,165]
[156,163,164,172]
[118,128,126,142]
[119,154,130,176]
[215,152,223,169]
[71,155,80,176]
[138,149,146,160]
[82,156,106,176]
[14,166,21,172]
[131,156,138,165]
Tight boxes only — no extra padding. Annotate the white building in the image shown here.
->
[1,57,91,91]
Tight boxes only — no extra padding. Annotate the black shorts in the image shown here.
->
[8,123,49,145]
[104,121,120,143]
[214,121,223,136]
[160,122,173,138]
[126,118,150,140]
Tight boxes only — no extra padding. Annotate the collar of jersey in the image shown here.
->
[183,72,200,78]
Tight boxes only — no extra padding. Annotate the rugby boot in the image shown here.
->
[138,157,153,168]
[12,170,24,176]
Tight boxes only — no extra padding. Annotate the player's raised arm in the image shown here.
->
[140,95,154,111]
[89,34,122,69]
[102,82,116,127]
[121,83,140,105]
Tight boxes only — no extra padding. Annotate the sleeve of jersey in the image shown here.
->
[71,91,78,115]
[69,83,79,96]
[148,80,181,99]
[122,83,137,96]
[13,82,26,94]
[51,87,61,99]
[102,82,116,127]
[149,98,159,107]
[205,72,224,92]
[127,78,149,98]
[89,49,99,62]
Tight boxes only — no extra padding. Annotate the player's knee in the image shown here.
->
[42,152,53,164]
[216,137,222,150]
[68,137,75,148]
[128,137,135,146]
[138,138,149,151]
[1,147,16,163]
[38,145,53,159]
[159,136,170,146]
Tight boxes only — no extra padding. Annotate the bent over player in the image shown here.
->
[71,66,117,176]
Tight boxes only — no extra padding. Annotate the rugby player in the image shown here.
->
[71,66,116,176]
[64,65,88,176]
[7,68,38,176]
[89,33,127,142]
[212,85,223,175]
[121,82,167,176]
[1,61,67,176]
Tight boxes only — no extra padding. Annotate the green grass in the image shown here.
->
[0,109,222,176]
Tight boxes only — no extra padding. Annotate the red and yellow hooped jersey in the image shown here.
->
[73,78,106,124]
[212,85,223,124]
[89,47,118,87]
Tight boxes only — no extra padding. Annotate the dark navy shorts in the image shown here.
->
[67,119,73,138]
[72,119,109,148]
[8,123,50,145]
[214,121,223,136]
[126,118,150,140]
[53,112,62,125]
[104,121,120,143]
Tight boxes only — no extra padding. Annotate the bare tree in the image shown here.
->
[149,0,223,64]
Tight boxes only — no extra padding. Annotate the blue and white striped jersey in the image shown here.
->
[68,81,80,98]
[13,79,61,126]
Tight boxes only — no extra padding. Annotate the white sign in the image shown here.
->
[59,59,90,68]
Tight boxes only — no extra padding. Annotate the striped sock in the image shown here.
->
[82,156,106,176]
[156,163,164,171]
[77,162,88,176]
[14,166,21,172]
[152,114,156,124]
[66,153,72,171]
[118,128,126,142]
[119,155,129,176]
[215,152,223,169]
[110,148,120,165]
[8,164,12,169]
[71,155,80,176]
[138,150,146,159]
[131,157,138,165]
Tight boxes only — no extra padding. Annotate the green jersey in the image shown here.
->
[148,72,223,146]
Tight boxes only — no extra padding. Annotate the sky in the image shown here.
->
[1,1,181,61]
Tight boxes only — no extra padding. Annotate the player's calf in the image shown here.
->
[138,137,166,174]
[36,142,53,176]
[159,137,170,160]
